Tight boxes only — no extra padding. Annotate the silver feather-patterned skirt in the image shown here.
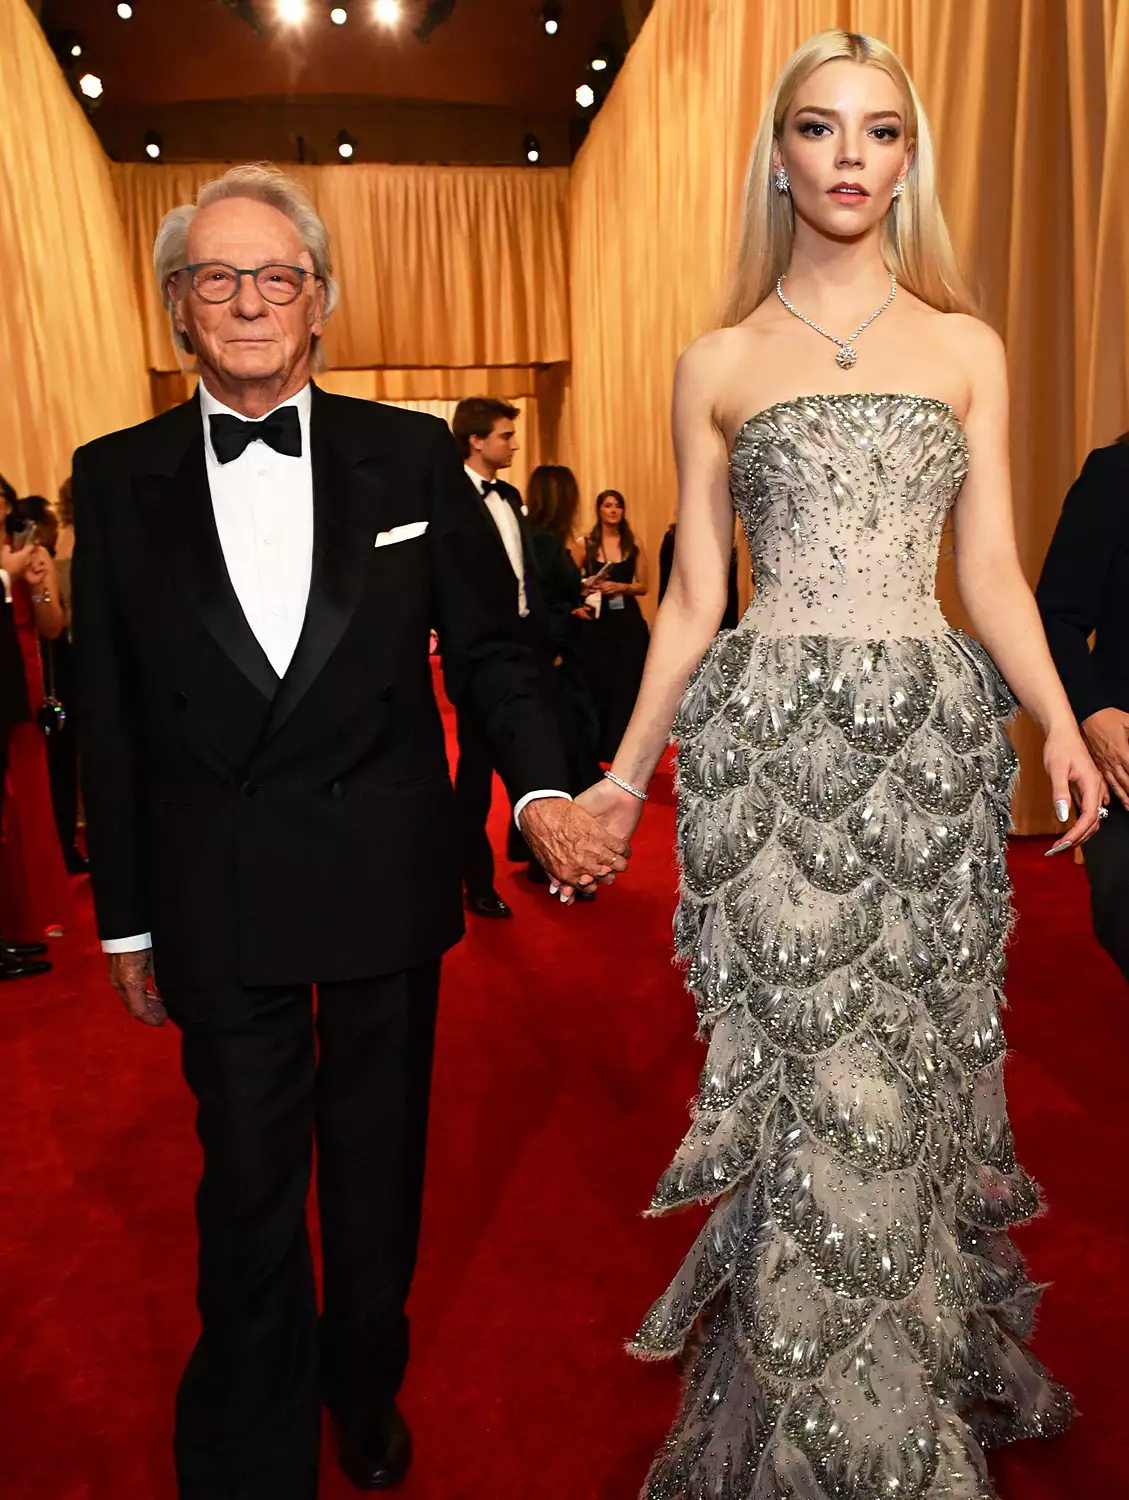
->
[633,627,1073,1500]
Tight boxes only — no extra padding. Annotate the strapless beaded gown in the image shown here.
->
[633,394,1072,1500]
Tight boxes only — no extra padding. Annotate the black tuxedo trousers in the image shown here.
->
[72,389,569,1498]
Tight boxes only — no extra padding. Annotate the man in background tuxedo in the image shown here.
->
[1037,437,1129,986]
[72,165,626,1500]
[449,398,544,918]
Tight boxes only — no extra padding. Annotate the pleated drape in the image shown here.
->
[568,0,1129,832]
[112,162,571,372]
[0,0,150,497]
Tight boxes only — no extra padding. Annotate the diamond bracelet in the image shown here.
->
[604,770,649,802]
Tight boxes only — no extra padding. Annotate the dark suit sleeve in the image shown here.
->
[427,426,569,800]
[71,444,151,942]
[1036,446,1125,725]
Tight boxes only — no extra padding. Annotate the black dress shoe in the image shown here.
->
[0,953,52,981]
[466,890,513,919]
[339,1406,412,1490]
[2,939,49,959]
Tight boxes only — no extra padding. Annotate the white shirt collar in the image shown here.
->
[464,464,496,495]
[200,381,312,463]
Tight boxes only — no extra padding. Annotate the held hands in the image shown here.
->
[519,796,630,903]
[108,949,167,1027]
[1081,707,1129,812]
[1043,723,1108,855]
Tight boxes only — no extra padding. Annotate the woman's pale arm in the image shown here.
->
[953,321,1105,849]
[571,340,735,857]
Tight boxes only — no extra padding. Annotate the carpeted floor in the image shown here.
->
[0,683,1125,1498]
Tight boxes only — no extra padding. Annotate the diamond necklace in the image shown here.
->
[776,273,897,370]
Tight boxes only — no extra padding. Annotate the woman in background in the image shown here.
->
[573,489,650,760]
[15,493,86,873]
[0,488,72,941]
[524,465,601,898]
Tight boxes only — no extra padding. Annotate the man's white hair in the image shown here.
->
[154,163,339,370]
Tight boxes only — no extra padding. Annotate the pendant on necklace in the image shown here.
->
[836,344,858,371]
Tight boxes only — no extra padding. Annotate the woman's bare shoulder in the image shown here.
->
[675,324,774,402]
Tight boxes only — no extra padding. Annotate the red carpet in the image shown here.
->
[1,682,1126,1498]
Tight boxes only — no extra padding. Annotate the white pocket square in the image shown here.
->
[374,521,429,548]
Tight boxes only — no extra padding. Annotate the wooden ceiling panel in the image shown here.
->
[39,0,627,118]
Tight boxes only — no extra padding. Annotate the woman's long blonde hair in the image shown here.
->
[723,31,976,324]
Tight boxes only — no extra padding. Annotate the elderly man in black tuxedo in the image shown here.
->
[72,165,626,1500]
[1037,437,1129,986]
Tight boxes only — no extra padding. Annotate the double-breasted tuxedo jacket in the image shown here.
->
[72,386,569,993]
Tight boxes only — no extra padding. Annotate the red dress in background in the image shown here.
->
[0,579,74,940]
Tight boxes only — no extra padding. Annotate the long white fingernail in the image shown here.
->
[1045,838,1070,857]
[549,884,559,896]
[1055,799,1069,822]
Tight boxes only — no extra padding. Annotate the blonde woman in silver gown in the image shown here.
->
[574,30,1107,1500]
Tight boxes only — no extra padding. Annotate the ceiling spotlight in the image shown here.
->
[70,41,83,57]
[373,0,400,21]
[524,133,541,164]
[591,55,608,72]
[117,2,134,17]
[330,4,348,21]
[277,0,307,22]
[79,73,104,99]
[144,130,162,159]
[576,83,595,109]
[336,129,357,160]
[541,4,561,35]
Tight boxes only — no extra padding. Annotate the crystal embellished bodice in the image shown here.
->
[731,392,968,639]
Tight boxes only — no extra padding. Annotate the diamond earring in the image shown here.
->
[774,167,790,194]
[893,178,906,199]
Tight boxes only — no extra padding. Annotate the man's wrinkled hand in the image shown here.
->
[109,949,167,1027]
[519,797,629,901]
[1083,707,1129,811]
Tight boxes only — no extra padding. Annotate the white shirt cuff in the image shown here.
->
[0,569,10,605]
[101,933,153,953]
[513,789,571,828]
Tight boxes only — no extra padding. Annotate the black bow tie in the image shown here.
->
[209,406,303,465]
[480,478,501,496]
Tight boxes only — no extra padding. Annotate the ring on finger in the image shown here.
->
[1098,806,1109,821]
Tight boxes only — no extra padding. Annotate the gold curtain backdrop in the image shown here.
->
[0,0,150,498]
[568,0,1129,833]
[112,162,572,373]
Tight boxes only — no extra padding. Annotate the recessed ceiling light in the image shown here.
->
[117,2,134,17]
[330,5,348,21]
[144,131,162,159]
[79,73,104,99]
[336,129,357,159]
[374,0,400,24]
[576,83,595,108]
[277,0,307,22]
[524,133,541,163]
[591,56,608,72]
[70,41,83,57]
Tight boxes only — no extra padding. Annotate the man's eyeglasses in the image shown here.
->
[171,262,317,306]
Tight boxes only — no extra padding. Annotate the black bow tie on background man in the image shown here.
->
[480,478,500,496]
[209,405,303,465]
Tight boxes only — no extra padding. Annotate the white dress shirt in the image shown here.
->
[464,464,528,618]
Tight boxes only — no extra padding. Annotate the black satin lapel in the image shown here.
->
[264,429,382,737]
[136,441,279,702]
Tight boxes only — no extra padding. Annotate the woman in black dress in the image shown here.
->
[573,489,650,761]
